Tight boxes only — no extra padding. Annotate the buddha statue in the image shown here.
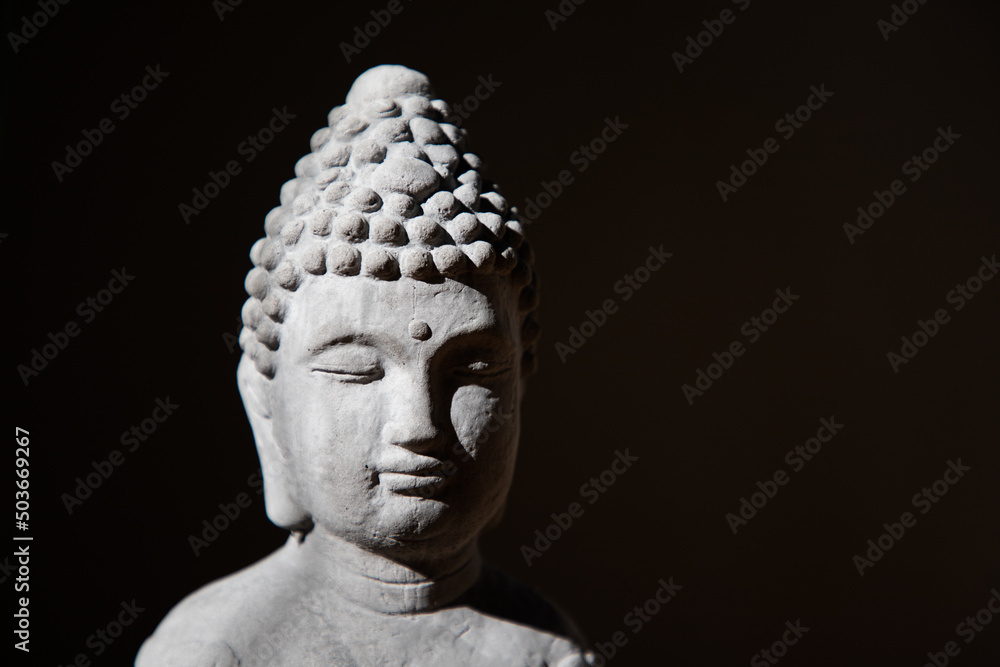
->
[136,64,590,666]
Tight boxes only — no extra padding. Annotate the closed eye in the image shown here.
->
[309,342,383,383]
[453,361,513,379]
[311,366,384,384]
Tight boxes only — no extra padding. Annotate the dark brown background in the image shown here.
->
[5,0,999,665]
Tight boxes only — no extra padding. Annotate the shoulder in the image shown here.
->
[467,564,590,649]
[136,545,301,666]
[135,638,240,667]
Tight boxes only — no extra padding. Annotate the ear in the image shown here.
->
[237,356,313,533]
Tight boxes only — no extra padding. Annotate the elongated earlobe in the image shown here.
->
[237,356,313,533]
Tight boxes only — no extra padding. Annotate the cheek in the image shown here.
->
[278,373,379,493]
[450,384,517,461]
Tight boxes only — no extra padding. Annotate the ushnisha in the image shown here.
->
[238,64,539,384]
[136,65,590,666]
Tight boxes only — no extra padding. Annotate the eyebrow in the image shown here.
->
[305,323,514,357]
[439,327,514,350]
[306,331,378,356]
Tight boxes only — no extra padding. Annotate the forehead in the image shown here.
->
[283,274,518,353]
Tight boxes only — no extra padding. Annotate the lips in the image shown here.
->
[379,469,450,499]
[379,471,447,491]
[374,450,452,496]
[371,444,454,498]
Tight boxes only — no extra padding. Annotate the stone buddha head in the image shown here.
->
[236,64,540,569]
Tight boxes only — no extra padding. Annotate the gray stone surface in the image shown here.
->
[136,65,590,666]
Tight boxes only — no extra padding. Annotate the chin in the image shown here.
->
[377,501,490,557]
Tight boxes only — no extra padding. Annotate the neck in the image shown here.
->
[287,530,482,615]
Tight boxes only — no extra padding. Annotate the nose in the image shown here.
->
[381,371,443,454]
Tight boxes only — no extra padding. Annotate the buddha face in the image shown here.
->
[268,273,522,560]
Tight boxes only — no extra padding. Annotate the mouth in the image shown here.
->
[378,466,450,498]
[373,447,457,498]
